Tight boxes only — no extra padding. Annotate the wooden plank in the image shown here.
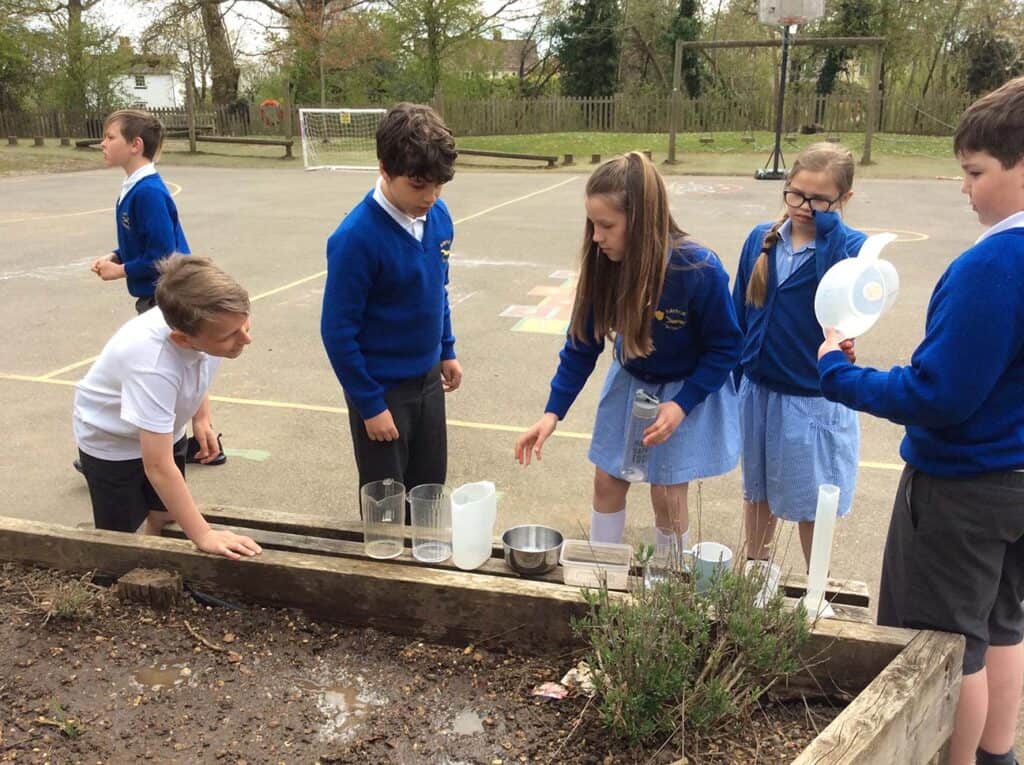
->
[792,630,963,765]
[456,147,557,167]
[195,135,293,147]
[199,505,871,606]
[0,517,595,652]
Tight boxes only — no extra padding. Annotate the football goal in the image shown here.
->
[298,108,386,171]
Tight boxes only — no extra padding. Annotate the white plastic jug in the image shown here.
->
[451,481,497,571]
[814,232,899,337]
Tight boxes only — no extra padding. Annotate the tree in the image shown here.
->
[140,1,212,104]
[663,0,703,97]
[553,0,621,96]
[381,0,521,98]
[959,27,1022,95]
[0,15,35,110]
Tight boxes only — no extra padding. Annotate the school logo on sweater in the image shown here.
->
[655,308,688,330]
[439,239,452,261]
[120,212,131,231]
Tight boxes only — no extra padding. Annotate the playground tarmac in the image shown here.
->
[0,162,982,613]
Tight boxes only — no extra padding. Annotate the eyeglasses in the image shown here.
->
[783,188,843,213]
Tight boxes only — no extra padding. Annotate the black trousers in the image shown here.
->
[345,364,447,517]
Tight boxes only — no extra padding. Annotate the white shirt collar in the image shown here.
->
[119,162,157,203]
[373,176,426,241]
[976,210,1024,244]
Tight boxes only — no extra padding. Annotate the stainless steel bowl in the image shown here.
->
[502,525,564,576]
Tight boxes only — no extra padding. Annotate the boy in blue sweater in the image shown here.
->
[818,77,1024,765]
[321,103,461,501]
[89,110,224,467]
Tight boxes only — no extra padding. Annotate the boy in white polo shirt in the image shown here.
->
[73,255,261,561]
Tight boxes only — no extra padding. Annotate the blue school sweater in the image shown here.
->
[733,212,867,396]
[114,174,190,298]
[321,191,456,420]
[819,228,1024,477]
[545,243,742,419]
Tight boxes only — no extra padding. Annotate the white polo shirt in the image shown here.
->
[73,308,221,460]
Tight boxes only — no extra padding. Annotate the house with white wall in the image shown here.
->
[114,39,181,109]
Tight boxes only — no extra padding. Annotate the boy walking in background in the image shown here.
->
[74,256,260,560]
[817,76,1024,765]
[321,103,462,502]
[89,108,225,466]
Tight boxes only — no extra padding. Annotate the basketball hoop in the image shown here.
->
[758,0,825,28]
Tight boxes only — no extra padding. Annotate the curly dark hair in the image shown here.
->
[376,102,456,184]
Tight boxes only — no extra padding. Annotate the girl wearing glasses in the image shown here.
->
[732,142,866,567]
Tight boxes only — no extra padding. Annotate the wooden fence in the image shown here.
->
[0,90,972,141]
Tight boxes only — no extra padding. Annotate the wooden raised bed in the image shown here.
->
[0,511,962,764]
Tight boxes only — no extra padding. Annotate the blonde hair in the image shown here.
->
[155,255,249,336]
[745,142,855,308]
[568,151,687,361]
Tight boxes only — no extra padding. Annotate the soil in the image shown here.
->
[0,563,840,764]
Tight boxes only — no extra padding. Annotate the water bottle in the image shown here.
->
[620,389,659,482]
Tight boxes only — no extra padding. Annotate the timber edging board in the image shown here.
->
[0,517,594,651]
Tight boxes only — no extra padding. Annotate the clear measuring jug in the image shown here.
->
[408,483,452,563]
[361,478,406,560]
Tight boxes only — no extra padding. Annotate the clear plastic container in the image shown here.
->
[559,539,632,590]
[620,390,659,482]
[408,483,452,563]
[361,478,406,559]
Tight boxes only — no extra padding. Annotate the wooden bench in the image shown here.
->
[195,135,293,158]
[456,147,558,168]
[74,137,101,148]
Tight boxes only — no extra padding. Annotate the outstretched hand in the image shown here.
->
[514,413,558,466]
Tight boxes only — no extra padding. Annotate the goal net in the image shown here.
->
[298,108,386,171]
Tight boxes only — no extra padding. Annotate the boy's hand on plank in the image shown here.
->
[514,413,558,466]
[642,402,685,447]
[441,359,462,392]
[364,409,399,441]
[196,529,262,560]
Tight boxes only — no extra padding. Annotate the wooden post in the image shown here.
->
[33,136,44,146]
[860,42,883,166]
[591,153,601,164]
[60,137,70,147]
[562,153,574,166]
[667,38,682,165]
[7,136,16,146]
[282,77,294,144]
[185,66,197,154]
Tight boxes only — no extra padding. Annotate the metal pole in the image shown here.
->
[667,38,682,165]
[755,24,792,180]
[860,42,883,165]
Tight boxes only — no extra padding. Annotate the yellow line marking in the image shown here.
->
[0,372,908,467]
[1,181,183,225]
[33,178,580,379]
[39,356,100,380]
[453,176,578,225]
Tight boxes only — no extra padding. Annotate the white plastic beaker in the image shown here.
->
[814,232,899,337]
[450,481,497,571]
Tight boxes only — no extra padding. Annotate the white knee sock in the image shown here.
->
[590,508,626,544]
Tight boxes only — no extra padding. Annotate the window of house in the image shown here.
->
[135,75,146,89]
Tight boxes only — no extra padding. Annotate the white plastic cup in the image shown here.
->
[744,559,782,608]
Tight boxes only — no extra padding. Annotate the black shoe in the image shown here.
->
[73,458,84,475]
[185,434,227,466]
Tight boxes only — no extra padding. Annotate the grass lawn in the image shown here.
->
[0,131,962,179]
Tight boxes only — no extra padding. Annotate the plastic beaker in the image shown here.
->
[743,559,782,608]
[361,478,406,559]
[621,390,659,482]
[409,483,452,563]
[451,481,497,571]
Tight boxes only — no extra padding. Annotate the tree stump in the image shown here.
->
[60,137,70,147]
[7,136,17,146]
[33,136,44,147]
[117,568,183,610]
[590,153,601,164]
[562,153,574,166]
